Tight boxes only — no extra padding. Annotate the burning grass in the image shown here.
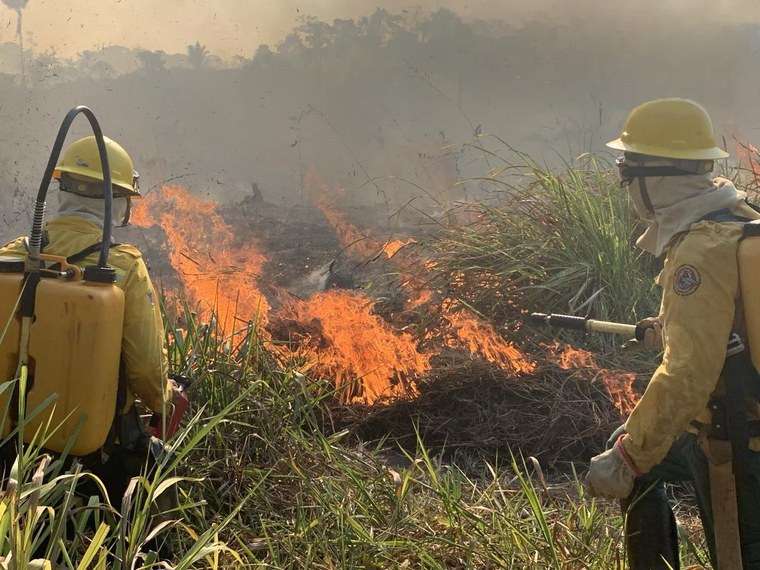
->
[131,176,645,465]
[134,185,270,333]
[163,316,707,568]
[135,185,430,405]
[272,290,429,403]
[167,316,707,568]
[134,181,562,413]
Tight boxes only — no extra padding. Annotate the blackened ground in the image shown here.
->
[220,197,343,291]
[330,357,625,474]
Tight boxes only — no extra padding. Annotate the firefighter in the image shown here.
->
[0,136,172,508]
[585,98,760,568]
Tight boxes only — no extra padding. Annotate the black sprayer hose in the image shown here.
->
[30,105,113,269]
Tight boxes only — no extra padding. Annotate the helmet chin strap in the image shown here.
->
[118,197,132,227]
[616,157,656,215]
[636,177,655,216]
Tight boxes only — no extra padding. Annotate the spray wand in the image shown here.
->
[529,313,646,341]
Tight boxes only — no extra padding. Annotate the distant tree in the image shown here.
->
[29,48,59,83]
[91,59,115,80]
[278,32,306,61]
[251,44,275,67]
[186,41,209,70]
[2,0,28,82]
[78,50,115,80]
[363,8,405,47]
[136,49,166,74]
[299,17,332,51]
[79,49,96,70]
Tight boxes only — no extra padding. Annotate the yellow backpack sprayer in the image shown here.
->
[0,106,124,456]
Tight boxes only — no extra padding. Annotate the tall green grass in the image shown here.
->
[432,150,661,329]
[0,293,710,568]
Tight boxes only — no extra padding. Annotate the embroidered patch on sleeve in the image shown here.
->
[673,264,701,296]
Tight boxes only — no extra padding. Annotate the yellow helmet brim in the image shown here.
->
[606,138,730,161]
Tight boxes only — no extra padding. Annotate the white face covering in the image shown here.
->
[628,184,655,224]
[626,173,748,256]
[56,191,129,228]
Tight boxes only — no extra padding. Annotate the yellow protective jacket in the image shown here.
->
[623,205,760,473]
[0,216,170,414]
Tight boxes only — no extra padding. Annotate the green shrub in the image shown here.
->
[432,151,661,329]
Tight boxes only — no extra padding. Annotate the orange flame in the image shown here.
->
[549,344,639,415]
[314,195,379,260]
[554,345,598,370]
[133,184,434,404]
[736,140,760,189]
[307,173,535,376]
[382,239,415,259]
[277,291,428,402]
[600,371,638,416]
[133,185,269,336]
[443,303,535,374]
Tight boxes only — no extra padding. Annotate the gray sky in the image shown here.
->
[0,0,757,58]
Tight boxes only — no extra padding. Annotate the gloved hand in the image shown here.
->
[585,435,640,499]
[622,317,662,351]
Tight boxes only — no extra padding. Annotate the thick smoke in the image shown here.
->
[1,4,760,238]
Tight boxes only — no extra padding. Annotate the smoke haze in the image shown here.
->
[1,2,760,239]
[1,0,758,57]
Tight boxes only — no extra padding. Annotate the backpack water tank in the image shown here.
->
[0,258,124,456]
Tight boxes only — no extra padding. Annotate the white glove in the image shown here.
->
[585,436,639,499]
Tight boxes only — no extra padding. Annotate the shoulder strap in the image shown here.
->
[22,233,117,264]
[744,199,760,214]
[699,208,753,224]
[66,241,122,265]
[44,241,122,273]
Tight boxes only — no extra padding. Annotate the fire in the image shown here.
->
[134,180,633,414]
[132,185,270,336]
[276,291,428,402]
[308,173,535,376]
[443,303,535,374]
[134,184,432,404]
[736,140,760,190]
[550,344,639,415]
[313,195,379,260]
[382,239,415,259]
[554,345,597,370]
[601,371,639,416]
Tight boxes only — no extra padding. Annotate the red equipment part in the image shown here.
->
[149,382,190,439]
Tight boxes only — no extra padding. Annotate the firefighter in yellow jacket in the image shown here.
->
[0,136,171,506]
[585,98,760,568]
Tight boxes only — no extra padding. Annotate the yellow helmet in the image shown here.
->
[54,136,140,197]
[607,98,729,161]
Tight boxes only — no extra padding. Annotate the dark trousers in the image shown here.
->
[81,435,157,511]
[619,431,760,569]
